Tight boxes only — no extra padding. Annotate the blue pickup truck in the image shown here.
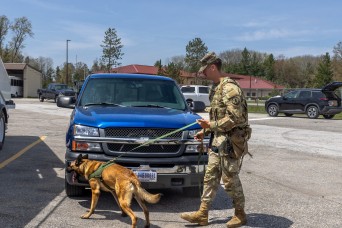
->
[64,73,209,196]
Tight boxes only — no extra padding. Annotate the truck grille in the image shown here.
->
[104,128,182,139]
[107,143,180,153]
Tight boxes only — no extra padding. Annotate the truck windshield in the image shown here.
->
[54,84,68,90]
[79,78,187,110]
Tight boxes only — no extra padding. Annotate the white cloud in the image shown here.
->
[267,46,331,58]
[236,28,312,41]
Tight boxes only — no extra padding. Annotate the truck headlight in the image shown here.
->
[72,141,102,152]
[74,125,99,137]
[188,129,201,138]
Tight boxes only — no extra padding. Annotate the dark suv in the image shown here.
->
[265,82,342,119]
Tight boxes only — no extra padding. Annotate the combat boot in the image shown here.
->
[180,202,209,226]
[226,208,247,228]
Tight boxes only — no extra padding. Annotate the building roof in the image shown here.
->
[111,64,284,90]
[113,64,158,75]
[4,63,41,73]
[224,73,285,89]
[4,63,27,70]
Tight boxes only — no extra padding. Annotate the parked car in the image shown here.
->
[37,83,75,103]
[180,85,210,107]
[64,73,209,196]
[265,82,342,119]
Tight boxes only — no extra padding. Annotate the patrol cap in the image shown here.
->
[199,52,221,73]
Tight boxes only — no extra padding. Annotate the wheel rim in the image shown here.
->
[307,107,317,118]
[268,105,277,116]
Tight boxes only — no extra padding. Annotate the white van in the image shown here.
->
[9,75,23,97]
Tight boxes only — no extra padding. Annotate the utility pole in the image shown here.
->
[66,39,71,85]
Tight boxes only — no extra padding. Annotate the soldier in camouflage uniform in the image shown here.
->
[180,52,251,228]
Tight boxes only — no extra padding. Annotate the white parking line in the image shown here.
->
[36,169,43,179]
[25,191,67,228]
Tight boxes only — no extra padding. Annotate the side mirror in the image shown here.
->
[57,96,76,108]
[187,100,206,112]
[5,100,16,109]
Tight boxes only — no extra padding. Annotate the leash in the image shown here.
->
[88,121,201,180]
[109,121,199,162]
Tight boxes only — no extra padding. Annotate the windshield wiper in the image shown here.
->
[83,102,125,107]
[132,104,171,109]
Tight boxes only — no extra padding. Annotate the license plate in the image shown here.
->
[133,170,157,182]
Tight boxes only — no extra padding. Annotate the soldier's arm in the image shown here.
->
[209,83,247,131]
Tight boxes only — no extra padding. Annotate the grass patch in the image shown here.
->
[248,105,266,114]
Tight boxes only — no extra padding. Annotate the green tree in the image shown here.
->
[74,61,89,82]
[313,52,334,87]
[164,62,182,83]
[154,59,164,75]
[9,17,34,62]
[239,47,251,75]
[55,66,62,83]
[263,54,275,81]
[185,37,208,72]
[185,37,208,84]
[100,28,124,72]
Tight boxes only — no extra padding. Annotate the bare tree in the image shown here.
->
[332,41,342,81]
[0,15,10,58]
[9,17,34,62]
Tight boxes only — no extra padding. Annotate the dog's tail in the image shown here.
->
[133,179,161,204]
[137,187,162,204]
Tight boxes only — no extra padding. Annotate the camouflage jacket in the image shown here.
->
[203,77,248,135]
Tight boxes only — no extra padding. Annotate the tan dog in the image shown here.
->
[67,154,161,228]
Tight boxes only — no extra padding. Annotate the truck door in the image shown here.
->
[297,91,312,111]
[279,90,300,111]
[198,86,210,106]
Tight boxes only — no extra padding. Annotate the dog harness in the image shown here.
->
[88,160,115,179]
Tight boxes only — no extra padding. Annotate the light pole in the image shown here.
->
[249,75,252,99]
[66,39,71,85]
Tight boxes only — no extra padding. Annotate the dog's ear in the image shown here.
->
[76,154,83,166]
[82,154,88,159]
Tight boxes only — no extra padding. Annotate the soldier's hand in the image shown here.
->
[196,119,210,129]
[194,131,204,142]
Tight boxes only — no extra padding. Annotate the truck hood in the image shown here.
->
[73,106,201,129]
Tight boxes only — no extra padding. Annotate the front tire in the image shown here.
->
[267,104,279,117]
[65,179,85,197]
[306,106,319,119]
[0,111,5,150]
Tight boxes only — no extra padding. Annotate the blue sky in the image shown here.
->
[2,0,342,68]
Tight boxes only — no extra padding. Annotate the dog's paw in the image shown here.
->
[81,214,90,219]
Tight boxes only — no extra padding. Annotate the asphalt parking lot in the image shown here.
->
[0,98,341,228]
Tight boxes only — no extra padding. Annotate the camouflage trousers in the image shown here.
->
[201,149,245,209]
